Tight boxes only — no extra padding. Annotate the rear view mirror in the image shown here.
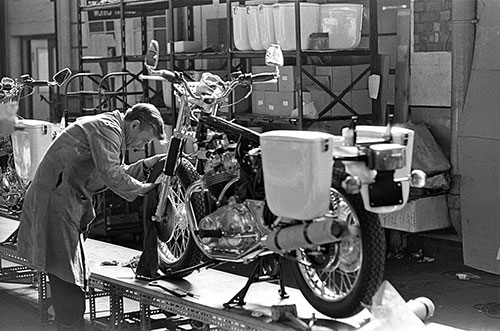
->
[145,40,160,71]
[53,68,72,86]
[265,44,284,67]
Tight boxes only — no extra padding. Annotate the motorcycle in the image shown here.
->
[0,68,71,218]
[140,39,425,318]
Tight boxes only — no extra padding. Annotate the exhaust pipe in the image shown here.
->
[265,218,346,254]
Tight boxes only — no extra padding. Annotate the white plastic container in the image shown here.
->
[319,4,363,49]
[233,5,252,51]
[261,130,337,220]
[11,119,53,181]
[247,5,264,50]
[257,4,276,49]
[272,3,320,51]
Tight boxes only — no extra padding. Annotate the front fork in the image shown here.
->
[152,135,183,222]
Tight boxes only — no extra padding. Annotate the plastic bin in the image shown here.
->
[272,3,320,51]
[257,4,276,49]
[247,5,264,50]
[233,5,252,51]
[319,4,363,49]
[11,119,53,181]
[260,130,337,220]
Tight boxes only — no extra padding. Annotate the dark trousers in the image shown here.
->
[136,214,160,278]
[48,273,86,330]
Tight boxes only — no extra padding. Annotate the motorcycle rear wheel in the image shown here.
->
[144,158,206,279]
[290,168,385,318]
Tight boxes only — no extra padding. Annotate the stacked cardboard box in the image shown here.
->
[251,65,316,118]
[250,64,372,118]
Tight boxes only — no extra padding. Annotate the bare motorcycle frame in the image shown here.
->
[140,40,425,318]
[0,68,71,218]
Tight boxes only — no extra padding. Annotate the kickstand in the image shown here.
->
[223,255,289,309]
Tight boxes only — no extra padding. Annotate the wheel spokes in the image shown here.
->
[298,187,363,302]
[158,179,191,262]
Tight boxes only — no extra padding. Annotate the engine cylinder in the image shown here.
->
[265,219,343,253]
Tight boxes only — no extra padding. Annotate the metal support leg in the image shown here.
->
[37,271,51,323]
[140,303,151,331]
[277,257,289,299]
[109,285,124,330]
[89,287,97,323]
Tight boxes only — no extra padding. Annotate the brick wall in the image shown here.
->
[413,0,452,52]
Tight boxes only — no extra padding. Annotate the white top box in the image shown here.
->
[261,130,340,220]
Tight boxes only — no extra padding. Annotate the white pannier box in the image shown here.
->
[261,130,338,220]
[12,119,53,182]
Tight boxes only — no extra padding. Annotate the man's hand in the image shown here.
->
[137,182,158,196]
[143,153,167,170]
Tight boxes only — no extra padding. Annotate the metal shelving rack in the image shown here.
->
[77,0,383,128]
[227,0,383,129]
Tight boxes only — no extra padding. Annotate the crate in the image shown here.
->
[379,195,451,233]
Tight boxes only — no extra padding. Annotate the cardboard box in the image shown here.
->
[279,65,316,91]
[279,66,296,91]
[351,89,372,115]
[252,66,278,91]
[224,85,250,114]
[307,86,352,117]
[331,66,352,91]
[266,91,295,117]
[351,64,370,90]
[265,91,312,117]
[316,66,352,91]
[303,75,330,90]
[251,90,266,115]
[379,195,451,233]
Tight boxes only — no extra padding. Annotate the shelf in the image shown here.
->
[80,0,213,14]
[77,0,381,128]
[235,113,300,125]
[234,113,373,126]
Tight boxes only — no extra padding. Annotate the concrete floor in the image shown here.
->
[1,233,500,331]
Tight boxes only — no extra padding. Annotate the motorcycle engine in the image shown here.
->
[197,199,269,259]
[195,132,269,260]
[0,167,25,212]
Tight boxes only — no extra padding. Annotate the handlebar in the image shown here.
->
[140,68,278,103]
[1,75,59,102]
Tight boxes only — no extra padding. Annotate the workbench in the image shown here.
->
[0,216,463,331]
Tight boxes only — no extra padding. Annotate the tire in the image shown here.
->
[290,168,385,318]
[143,158,206,278]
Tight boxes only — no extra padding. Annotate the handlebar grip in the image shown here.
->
[141,69,181,83]
[31,80,51,87]
[139,75,166,81]
[251,72,278,83]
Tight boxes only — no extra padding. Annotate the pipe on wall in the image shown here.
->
[54,0,73,71]
[449,0,477,236]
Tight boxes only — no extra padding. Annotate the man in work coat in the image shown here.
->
[17,103,166,330]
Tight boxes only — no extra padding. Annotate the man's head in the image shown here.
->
[124,103,166,150]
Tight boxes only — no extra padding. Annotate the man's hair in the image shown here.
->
[124,103,166,141]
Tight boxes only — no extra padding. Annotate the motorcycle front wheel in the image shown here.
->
[143,158,206,279]
[290,168,385,318]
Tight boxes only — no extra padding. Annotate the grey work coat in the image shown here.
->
[17,110,150,287]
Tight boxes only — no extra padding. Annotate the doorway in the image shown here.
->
[23,37,56,121]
